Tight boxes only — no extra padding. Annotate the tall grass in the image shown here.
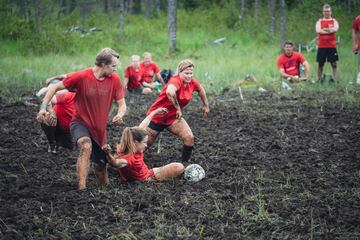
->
[0,5,359,99]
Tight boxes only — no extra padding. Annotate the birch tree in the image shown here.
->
[240,0,247,26]
[269,0,276,38]
[120,0,125,38]
[254,0,259,18]
[279,0,286,46]
[144,0,152,18]
[168,0,177,52]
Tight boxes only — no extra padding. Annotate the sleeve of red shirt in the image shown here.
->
[168,76,181,90]
[353,17,360,30]
[124,67,130,78]
[193,79,201,91]
[153,63,160,74]
[276,56,283,70]
[63,71,82,92]
[298,53,306,64]
[113,74,125,100]
[55,92,67,105]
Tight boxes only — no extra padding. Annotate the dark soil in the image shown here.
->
[1,92,360,239]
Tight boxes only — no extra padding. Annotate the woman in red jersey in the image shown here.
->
[103,108,184,182]
[146,59,209,162]
[140,52,165,93]
[124,55,152,95]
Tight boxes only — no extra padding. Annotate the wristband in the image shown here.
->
[40,103,49,110]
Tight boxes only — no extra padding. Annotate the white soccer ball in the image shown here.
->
[184,164,205,182]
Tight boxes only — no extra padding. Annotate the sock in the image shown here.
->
[41,123,56,147]
[182,145,193,162]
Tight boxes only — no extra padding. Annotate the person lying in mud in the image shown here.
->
[102,108,184,182]
[277,40,311,83]
[145,59,209,162]
[36,77,75,155]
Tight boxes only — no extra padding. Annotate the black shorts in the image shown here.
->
[317,48,339,64]
[148,121,170,132]
[70,121,107,166]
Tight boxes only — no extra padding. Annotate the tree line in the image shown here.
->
[1,0,358,52]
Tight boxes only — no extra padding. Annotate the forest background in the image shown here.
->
[0,0,359,99]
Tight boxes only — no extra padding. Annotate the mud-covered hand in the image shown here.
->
[112,114,124,125]
[202,106,210,118]
[102,144,112,154]
[44,111,57,126]
[176,109,182,119]
[36,109,48,123]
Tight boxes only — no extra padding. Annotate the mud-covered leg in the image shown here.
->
[76,137,92,190]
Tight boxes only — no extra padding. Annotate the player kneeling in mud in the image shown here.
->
[36,77,75,154]
[102,108,184,182]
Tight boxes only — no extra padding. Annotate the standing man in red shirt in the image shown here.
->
[140,52,165,93]
[277,40,311,83]
[146,59,209,162]
[37,48,126,190]
[352,16,360,63]
[315,4,339,82]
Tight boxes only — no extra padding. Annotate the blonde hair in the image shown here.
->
[143,52,151,58]
[116,127,148,155]
[95,48,119,67]
[176,59,194,74]
[131,55,140,61]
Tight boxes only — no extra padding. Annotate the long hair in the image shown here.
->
[116,127,148,155]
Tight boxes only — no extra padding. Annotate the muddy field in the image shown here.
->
[0,91,359,239]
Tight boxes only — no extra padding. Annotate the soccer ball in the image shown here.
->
[184,164,205,182]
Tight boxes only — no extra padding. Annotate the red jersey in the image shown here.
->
[140,62,160,83]
[117,152,154,182]
[352,16,360,50]
[63,68,125,146]
[147,75,200,126]
[124,65,142,90]
[277,52,306,76]
[54,92,75,132]
[317,18,338,48]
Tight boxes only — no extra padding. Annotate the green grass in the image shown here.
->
[0,6,359,100]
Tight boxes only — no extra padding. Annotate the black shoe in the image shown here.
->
[48,145,57,155]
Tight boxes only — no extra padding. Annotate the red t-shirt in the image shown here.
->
[54,92,75,132]
[352,16,360,50]
[124,65,142,90]
[317,18,337,48]
[117,152,154,182]
[277,52,306,76]
[63,68,125,146]
[147,75,201,126]
[140,62,160,83]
